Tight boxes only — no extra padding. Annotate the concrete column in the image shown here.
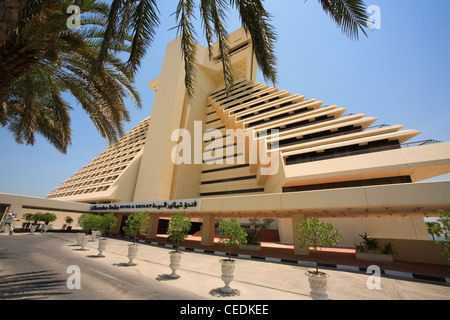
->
[113,214,123,234]
[146,215,159,239]
[292,213,309,255]
[201,215,216,246]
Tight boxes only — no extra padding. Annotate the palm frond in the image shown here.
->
[1,0,141,152]
[208,0,233,94]
[96,0,125,71]
[174,0,198,98]
[199,0,215,59]
[127,0,160,76]
[231,0,277,85]
[317,0,369,40]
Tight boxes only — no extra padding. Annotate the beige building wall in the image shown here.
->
[133,37,188,202]
[279,216,429,248]
[171,46,217,200]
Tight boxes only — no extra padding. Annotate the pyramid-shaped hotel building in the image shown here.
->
[46,29,450,252]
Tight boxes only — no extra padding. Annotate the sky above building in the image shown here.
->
[1,0,449,198]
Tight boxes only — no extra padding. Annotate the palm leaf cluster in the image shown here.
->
[0,0,141,153]
[0,0,370,153]
[99,0,370,98]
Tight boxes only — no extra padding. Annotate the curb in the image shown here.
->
[112,234,450,285]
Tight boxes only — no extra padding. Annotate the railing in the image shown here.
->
[366,124,390,129]
[401,139,443,148]
[285,139,444,165]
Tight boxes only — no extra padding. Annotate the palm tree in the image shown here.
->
[1,0,370,152]
[98,0,370,97]
[0,0,141,153]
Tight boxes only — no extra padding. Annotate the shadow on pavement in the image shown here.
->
[0,270,71,300]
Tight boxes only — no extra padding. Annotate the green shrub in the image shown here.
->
[218,219,247,261]
[96,213,118,238]
[166,212,192,252]
[295,217,343,274]
[122,211,150,243]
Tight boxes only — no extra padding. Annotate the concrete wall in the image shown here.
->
[11,207,84,230]
[376,238,447,265]
[0,193,90,231]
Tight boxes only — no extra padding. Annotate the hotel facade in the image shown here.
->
[30,29,450,256]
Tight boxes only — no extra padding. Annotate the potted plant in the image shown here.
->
[95,213,118,257]
[435,210,450,262]
[122,211,150,266]
[355,233,395,262]
[217,219,247,294]
[239,230,261,251]
[65,216,74,231]
[295,217,343,300]
[22,213,34,231]
[77,213,97,250]
[41,213,57,232]
[31,212,45,232]
[166,212,192,278]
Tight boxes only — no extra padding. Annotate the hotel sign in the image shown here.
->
[89,199,201,213]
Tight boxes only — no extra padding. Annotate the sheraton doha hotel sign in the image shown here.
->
[89,199,201,213]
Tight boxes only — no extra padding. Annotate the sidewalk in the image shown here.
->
[36,232,450,300]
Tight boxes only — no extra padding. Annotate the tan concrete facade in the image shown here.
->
[0,193,90,229]
[44,29,450,257]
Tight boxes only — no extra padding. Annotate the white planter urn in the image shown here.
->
[127,244,139,265]
[97,239,108,257]
[306,271,330,300]
[220,259,236,294]
[169,251,183,278]
[29,225,38,234]
[80,235,90,251]
[75,233,83,245]
[90,230,100,242]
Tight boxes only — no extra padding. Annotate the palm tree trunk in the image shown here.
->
[0,0,27,44]
[0,43,37,102]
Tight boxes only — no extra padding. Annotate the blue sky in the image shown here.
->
[1,0,449,198]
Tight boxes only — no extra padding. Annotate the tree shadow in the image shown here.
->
[0,270,71,300]
[209,287,241,298]
[0,249,13,260]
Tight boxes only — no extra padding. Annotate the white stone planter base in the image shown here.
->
[127,244,139,265]
[75,233,83,246]
[306,271,330,300]
[80,235,90,251]
[29,225,38,235]
[220,260,236,294]
[97,239,108,257]
[169,251,182,278]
